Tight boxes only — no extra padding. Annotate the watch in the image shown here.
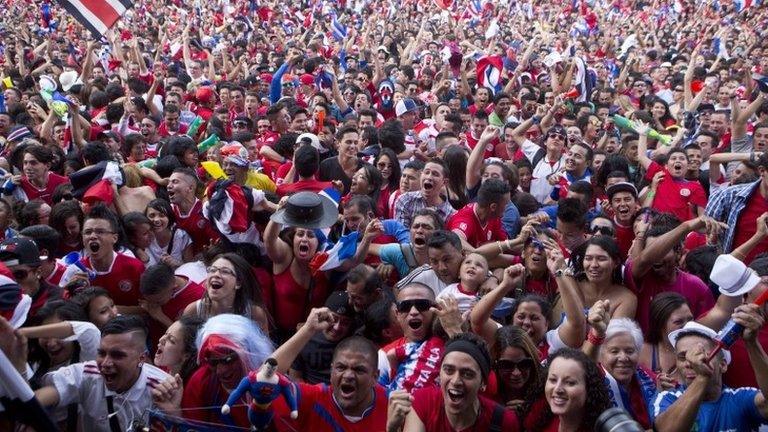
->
[554,267,575,278]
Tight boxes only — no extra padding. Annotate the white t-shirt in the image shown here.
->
[147,228,192,266]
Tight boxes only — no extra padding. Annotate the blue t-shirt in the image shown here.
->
[651,386,767,431]
[378,243,412,278]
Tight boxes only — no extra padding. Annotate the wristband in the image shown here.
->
[646,191,656,199]
[531,115,542,125]
[497,241,504,254]
[587,330,605,346]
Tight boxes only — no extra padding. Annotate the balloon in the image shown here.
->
[197,134,219,154]
[137,158,157,168]
[201,161,227,180]
[612,115,672,146]
[186,116,204,138]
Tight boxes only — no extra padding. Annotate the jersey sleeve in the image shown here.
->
[644,160,663,181]
[50,362,86,407]
[446,210,471,238]
[378,244,410,278]
[650,390,681,420]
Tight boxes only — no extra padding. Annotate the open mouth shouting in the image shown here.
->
[88,241,101,254]
[445,387,465,405]
[296,242,311,259]
[422,178,435,192]
[338,381,357,400]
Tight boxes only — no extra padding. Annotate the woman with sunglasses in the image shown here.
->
[491,325,542,412]
[182,253,269,333]
[181,314,274,428]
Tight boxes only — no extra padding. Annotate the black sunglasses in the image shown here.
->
[206,354,239,367]
[590,226,615,236]
[396,299,434,313]
[232,121,249,128]
[495,358,534,372]
[548,133,566,141]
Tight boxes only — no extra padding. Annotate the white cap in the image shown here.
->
[710,254,761,297]
[668,321,730,365]
[296,133,322,151]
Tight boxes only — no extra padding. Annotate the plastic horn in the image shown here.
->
[137,158,157,169]
[186,116,203,138]
[198,134,219,154]
[612,115,672,146]
[62,251,96,280]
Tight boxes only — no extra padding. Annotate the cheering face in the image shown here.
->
[204,348,245,389]
[420,162,447,199]
[513,302,548,344]
[409,215,436,252]
[440,351,484,416]
[330,349,378,415]
[582,244,617,284]
[205,258,239,303]
[395,286,436,342]
[292,228,319,261]
[674,335,725,389]
[97,333,145,393]
[166,172,195,204]
[155,320,186,369]
[23,153,49,184]
[82,218,118,260]
[40,315,75,367]
[545,357,588,418]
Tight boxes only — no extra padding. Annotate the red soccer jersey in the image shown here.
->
[172,199,220,255]
[384,336,445,393]
[465,133,499,160]
[412,386,519,432]
[148,278,205,347]
[732,191,768,264]
[80,253,145,306]
[19,172,69,204]
[273,383,389,432]
[447,203,507,248]
[645,161,706,222]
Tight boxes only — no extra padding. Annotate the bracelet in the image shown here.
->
[646,191,656,199]
[587,330,606,346]
[497,241,504,254]
[506,239,512,250]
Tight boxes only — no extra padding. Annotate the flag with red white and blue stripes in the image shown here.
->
[55,0,134,37]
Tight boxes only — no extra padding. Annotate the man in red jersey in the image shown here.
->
[270,308,388,431]
[5,146,69,205]
[386,333,519,432]
[59,205,144,315]
[447,179,509,250]
[166,167,219,255]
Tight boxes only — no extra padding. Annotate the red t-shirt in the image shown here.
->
[411,386,519,432]
[19,172,69,205]
[84,253,145,307]
[275,178,334,197]
[732,191,768,264]
[172,199,220,255]
[645,161,706,222]
[724,327,768,388]
[384,336,445,393]
[148,279,205,347]
[157,122,189,138]
[273,383,389,432]
[447,203,507,248]
[613,220,635,260]
[465,133,499,160]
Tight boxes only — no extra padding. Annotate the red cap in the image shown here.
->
[300,74,315,86]
[259,73,273,83]
[196,87,214,104]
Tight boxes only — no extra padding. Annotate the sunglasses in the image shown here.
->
[528,237,545,251]
[206,354,239,367]
[232,121,249,128]
[590,226,615,236]
[495,358,534,372]
[548,133,566,141]
[396,299,434,313]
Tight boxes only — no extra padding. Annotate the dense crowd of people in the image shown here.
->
[0,0,768,430]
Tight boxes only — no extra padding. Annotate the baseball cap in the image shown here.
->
[296,133,322,151]
[196,87,215,104]
[0,238,44,267]
[324,291,355,318]
[300,74,315,86]
[259,73,273,84]
[395,98,418,117]
[606,182,638,200]
[668,321,731,365]
[219,142,249,167]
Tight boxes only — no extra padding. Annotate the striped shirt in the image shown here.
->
[705,180,761,253]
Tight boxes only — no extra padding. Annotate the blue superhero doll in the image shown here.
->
[221,357,298,430]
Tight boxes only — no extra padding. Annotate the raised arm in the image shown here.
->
[466,125,499,191]
[271,307,332,373]
[469,264,525,346]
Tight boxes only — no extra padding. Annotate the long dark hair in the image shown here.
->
[492,326,542,404]
[647,292,689,345]
[442,145,468,207]
[525,348,612,431]
[375,147,401,190]
[28,300,87,386]
[177,315,205,382]
[204,253,262,315]
[570,235,623,285]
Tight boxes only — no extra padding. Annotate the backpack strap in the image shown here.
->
[400,243,419,272]
[531,147,546,169]
[488,404,505,432]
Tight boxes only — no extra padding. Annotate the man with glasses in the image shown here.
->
[231,116,253,134]
[384,281,461,394]
[59,205,145,314]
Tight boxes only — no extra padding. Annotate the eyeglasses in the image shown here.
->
[232,121,249,128]
[590,226,615,236]
[83,229,115,237]
[495,358,534,372]
[395,299,434,313]
[206,266,237,277]
[205,354,239,367]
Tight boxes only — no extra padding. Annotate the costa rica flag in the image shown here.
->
[55,0,134,37]
[476,55,504,95]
